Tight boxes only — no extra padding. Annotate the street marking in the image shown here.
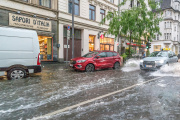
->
[32,76,163,120]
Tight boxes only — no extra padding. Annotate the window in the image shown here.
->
[100,9,105,21]
[110,0,114,3]
[130,0,134,7]
[164,33,171,40]
[137,1,140,7]
[64,27,81,39]
[113,52,117,56]
[107,52,113,57]
[89,35,95,51]
[38,36,53,61]
[89,5,96,21]
[68,0,80,16]
[98,52,107,58]
[39,0,51,8]
[165,10,171,17]
[175,26,176,31]
[157,34,159,40]
[165,21,172,28]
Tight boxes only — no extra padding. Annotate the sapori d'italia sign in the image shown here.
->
[9,13,51,32]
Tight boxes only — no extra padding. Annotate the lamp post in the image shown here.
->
[118,0,121,55]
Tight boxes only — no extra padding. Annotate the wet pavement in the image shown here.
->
[0,59,180,120]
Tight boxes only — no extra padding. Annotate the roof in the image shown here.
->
[161,0,171,10]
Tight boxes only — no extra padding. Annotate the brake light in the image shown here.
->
[37,53,41,65]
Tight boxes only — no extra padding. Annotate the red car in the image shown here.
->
[70,51,121,72]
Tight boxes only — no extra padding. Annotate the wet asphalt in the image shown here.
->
[0,60,180,120]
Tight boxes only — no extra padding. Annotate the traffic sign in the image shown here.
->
[100,34,104,39]
[67,25,70,30]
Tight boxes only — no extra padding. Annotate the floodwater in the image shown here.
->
[0,60,180,120]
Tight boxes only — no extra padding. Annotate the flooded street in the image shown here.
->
[0,60,180,120]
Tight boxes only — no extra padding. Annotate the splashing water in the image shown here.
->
[122,59,140,72]
[151,62,180,77]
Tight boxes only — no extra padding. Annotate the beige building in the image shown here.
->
[0,0,59,62]
[58,0,119,61]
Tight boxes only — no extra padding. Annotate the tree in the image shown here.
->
[100,0,162,57]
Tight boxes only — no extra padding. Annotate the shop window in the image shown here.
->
[38,36,53,61]
[89,35,95,51]
[100,37,114,51]
[154,45,161,51]
[39,0,51,8]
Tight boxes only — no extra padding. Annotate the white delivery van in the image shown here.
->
[0,27,41,80]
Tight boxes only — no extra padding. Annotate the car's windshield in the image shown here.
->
[82,52,99,58]
[156,52,168,57]
[149,52,159,57]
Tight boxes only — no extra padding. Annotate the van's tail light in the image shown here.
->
[37,53,41,65]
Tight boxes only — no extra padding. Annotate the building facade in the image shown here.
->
[0,0,59,62]
[150,0,180,55]
[58,0,119,61]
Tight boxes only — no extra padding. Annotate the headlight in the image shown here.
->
[140,60,143,63]
[77,60,87,63]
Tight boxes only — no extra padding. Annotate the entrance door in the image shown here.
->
[64,38,81,61]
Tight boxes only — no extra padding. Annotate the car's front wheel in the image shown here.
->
[7,68,27,80]
[85,64,94,72]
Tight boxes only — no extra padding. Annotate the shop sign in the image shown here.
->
[9,13,51,32]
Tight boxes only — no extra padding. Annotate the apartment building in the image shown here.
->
[150,0,180,55]
[0,0,59,62]
[58,0,119,61]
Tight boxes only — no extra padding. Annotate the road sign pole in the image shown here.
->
[72,0,74,59]
[66,25,70,67]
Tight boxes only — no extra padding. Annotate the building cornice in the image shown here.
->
[9,0,58,12]
[0,5,58,21]
[59,10,109,26]
[88,0,117,12]
[59,17,108,31]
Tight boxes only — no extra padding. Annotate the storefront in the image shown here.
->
[100,37,114,51]
[89,35,95,51]
[0,9,58,61]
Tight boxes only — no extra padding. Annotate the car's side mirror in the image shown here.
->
[96,56,100,59]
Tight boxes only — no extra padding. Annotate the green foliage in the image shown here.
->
[125,48,135,57]
[121,53,127,61]
[100,0,163,46]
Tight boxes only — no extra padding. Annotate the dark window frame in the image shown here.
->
[39,0,51,8]
[89,4,96,21]
[100,9,105,21]
[68,0,80,16]
[110,0,114,3]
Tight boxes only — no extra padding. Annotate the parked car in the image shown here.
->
[0,27,41,80]
[70,51,121,72]
[140,50,178,70]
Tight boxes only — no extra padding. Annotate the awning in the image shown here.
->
[126,43,146,48]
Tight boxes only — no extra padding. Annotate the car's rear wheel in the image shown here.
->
[7,68,27,80]
[113,62,120,69]
[85,64,94,72]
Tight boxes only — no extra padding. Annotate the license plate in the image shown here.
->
[70,64,73,67]
[146,65,152,67]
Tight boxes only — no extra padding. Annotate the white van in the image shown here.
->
[0,27,41,80]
